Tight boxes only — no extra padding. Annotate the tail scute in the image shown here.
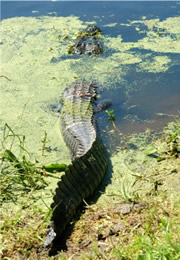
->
[45,137,108,246]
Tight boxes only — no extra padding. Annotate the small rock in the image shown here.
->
[111,222,125,234]
[114,203,133,215]
[133,202,146,212]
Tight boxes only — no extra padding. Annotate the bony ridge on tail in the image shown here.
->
[44,81,112,248]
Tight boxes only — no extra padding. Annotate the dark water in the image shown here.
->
[1,1,180,134]
[1,1,180,42]
[1,1,179,22]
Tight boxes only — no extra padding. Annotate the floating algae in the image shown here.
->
[106,16,180,74]
[0,16,86,164]
[0,12,180,259]
[103,23,118,27]
[117,17,180,54]
[97,121,180,206]
[137,55,171,73]
[0,14,180,184]
[0,16,130,166]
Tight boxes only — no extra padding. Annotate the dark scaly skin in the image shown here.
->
[44,81,110,247]
[60,81,97,160]
[74,37,103,55]
[84,25,102,35]
[68,25,103,56]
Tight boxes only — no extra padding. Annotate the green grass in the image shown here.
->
[0,124,48,204]
[1,198,179,259]
[0,121,180,259]
[0,123,67,205]
[73,199,180,260]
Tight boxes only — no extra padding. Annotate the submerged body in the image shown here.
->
[69,25,103,56]
[74,37,103,55]
[44,81,111,247]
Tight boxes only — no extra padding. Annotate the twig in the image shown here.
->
[0,75,12,81]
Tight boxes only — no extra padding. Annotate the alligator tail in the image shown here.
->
[44,136,108,246]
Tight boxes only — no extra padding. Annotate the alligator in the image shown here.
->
[68,25,103,55]
[44,81,112,247]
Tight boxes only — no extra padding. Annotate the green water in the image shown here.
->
[0,15,180,165]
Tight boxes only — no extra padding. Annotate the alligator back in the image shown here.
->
[44,81,109,247]
[60,81,97,160]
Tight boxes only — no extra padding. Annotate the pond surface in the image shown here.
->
[0,1,180,162]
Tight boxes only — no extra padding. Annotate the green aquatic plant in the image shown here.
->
[42,163,67,173]
[106,109,120,132]
[41,131,47,156]
[106,109,116,122]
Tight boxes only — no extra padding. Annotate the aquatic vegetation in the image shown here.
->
[42,163,67,173]
[106,109,120,132]
[118,17,180,54]
[0,11,180,259]
[0,14,179,155]
[106,109,116,123]
[103,23,118,27]
[137,55,171,73]
[67,25,103,55]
